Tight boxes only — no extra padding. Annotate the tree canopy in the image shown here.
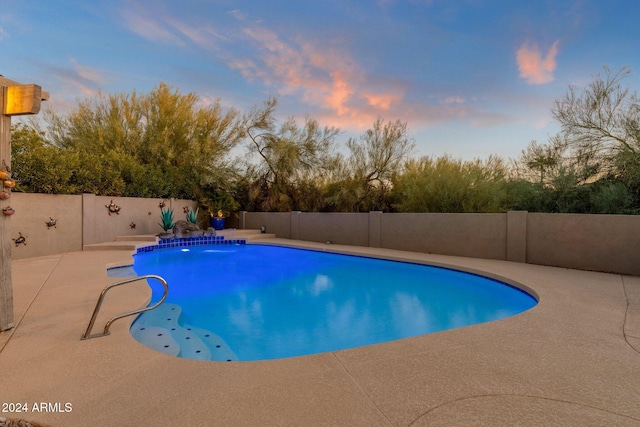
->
[34,82,243,200]
[10,66,640,214]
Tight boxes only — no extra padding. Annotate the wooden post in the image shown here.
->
[0,76,48,331]
[0,86,12,331]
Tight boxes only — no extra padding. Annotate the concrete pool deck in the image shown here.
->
[0,238,639,426]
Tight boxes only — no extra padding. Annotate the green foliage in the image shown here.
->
[158,208,175,232]
[198,183,240,218]
[502,179,549,212]
[509,66,640,214]
[590,181,638,214]
[242,97,341,211]
[11,67,640,215]
[11,123,78,193]
[337,118,414,212]
[552,66,640,163]
[38,82,242,199]
[185,207,199,224]
[392,155,506,213]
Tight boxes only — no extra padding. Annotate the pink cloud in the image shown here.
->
[326,71,354,115]
[237,27,366,119]
[115,11,402,129]
[225,20,512,133]
[231,25,421,131]
[365,93,400,110]
[516,40,559,84]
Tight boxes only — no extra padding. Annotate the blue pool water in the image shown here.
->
[130,244,537,362]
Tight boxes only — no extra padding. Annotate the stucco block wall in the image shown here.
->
[8,193,83,259]
[5,195,640,275]
[380,213,507,260]
[82,194,197,246]
[527,213,640,275]
[506,210,527,263]
[243,212,294,238]
[243,210,640,275]
[298,213,370,246]
[7,193,197,260]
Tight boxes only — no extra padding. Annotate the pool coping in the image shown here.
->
[1,238,639,426]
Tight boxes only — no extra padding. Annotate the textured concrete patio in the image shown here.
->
[0,239,639,426]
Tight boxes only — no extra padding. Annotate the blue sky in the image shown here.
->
[2,0,640,161]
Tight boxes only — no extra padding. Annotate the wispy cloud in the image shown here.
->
[50,59,106,97]
[516,40,560,84]
[116,4,526,133]
[442,96,466,105]
[120,3,184,46]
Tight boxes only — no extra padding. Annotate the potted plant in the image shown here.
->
[210,209,226,230]
[199,190,239,231]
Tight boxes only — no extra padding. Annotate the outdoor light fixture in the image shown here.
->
[3,84,46,115]
[260,226,266,234]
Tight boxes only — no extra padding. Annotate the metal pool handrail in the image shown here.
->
[81,274,168,340]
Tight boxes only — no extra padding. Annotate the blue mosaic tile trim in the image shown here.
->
[136,237,247,254]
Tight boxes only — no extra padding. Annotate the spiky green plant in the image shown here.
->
[185,207,199,225]
[158,207,175,232]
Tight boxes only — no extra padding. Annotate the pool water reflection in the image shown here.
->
[131,244,537,361]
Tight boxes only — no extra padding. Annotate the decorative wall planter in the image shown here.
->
[0,171,9,180]
[0,190,10,200]
[3,206,16,216]
[3,179,16,188]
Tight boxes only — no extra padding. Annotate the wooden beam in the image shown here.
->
[3,84,43,115]
[0,75,49,101]
[0,76,21,86]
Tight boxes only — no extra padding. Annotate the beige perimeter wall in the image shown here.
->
[4,196,639,275]
[5,193,83,259]
[242,210,640,276]
[526,213,640,274]
[7,193,197,260]
[81,194,198,247]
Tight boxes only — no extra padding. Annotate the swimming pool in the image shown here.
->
[130,244,537,362]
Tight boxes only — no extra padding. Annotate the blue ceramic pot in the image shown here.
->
[210,217,225,230]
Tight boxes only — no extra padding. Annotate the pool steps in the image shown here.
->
[131,303,238,362]
[103,230,258,360]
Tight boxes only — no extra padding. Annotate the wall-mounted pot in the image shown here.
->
[2,206,15,216]
[0,190,10,200]
[0,171,9,180]
[3,179,16,188]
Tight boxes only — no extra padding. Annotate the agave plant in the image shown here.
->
[158,207,175,232]
[185,207,199,225]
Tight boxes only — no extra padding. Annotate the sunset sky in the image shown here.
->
[2,0,639,160]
